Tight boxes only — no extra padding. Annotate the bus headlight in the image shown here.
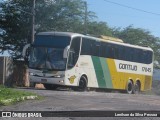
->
[54,74,64,78]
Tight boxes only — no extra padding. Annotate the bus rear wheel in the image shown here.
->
[126,80,134,94]
[134,82,140,94]
[43,84,58,90]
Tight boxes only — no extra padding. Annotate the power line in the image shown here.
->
[103,0,160,16]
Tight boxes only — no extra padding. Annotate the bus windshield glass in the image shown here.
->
[33,35,70,48]
[29,35,71,70]
[29,47,66,70]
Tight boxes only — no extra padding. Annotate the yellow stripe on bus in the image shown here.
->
[106,58,152,91]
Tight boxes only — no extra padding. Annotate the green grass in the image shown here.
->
[0,85,40,106]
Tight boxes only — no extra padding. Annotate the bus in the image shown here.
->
[23,32,154,94]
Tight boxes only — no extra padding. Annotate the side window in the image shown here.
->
[106,44,110,58]
[147,51,153,64]
[114,45,119,59]
[134,49,139,62]
[142,51,147,63]
[81,38,92,55]
[67,50,75,69]
[100,42,106,57]
[125,47,131,61]
[92,41,100,56]
[129,48,134,61]
[138,49,143,63]
[143,51,153,64]
[106,44,114,59]
[67,37,81,69]
[118,45,125,60]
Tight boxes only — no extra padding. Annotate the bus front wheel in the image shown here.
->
[78,76,88,91]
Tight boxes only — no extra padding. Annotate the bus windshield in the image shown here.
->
[34,35,70,48]
[29,47,66,70]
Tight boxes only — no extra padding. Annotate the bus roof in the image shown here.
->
[84,34,153,51]
[37,32,153,52]
[37,32,83,38]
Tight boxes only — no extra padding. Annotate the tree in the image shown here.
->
[87,21,112,36]
[0,0,32,58]
[35,0,85,32]
[0,0,97,59]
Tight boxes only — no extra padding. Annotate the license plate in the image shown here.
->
[41,79,47,82]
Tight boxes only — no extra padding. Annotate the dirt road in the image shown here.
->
[1,88,160,120]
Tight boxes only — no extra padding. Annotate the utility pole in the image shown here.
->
[31,0,36,43]
[84,1,87,35]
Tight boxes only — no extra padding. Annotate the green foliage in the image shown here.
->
[0,0,32,58]
[87,21,112,36]
[0,0,102,58]
[35,0,86,32]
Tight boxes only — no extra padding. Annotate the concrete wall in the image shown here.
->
[0,57,29,87]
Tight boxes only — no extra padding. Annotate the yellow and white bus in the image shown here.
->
[23,32,153,93]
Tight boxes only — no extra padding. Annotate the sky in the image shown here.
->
[85,0,160,37]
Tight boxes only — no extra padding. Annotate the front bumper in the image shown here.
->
[29,75,65,85]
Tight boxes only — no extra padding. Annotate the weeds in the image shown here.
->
[0,85,39,106]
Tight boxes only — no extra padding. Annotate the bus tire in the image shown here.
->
[126,80,134,94]
[78,76,87,91]
[43,84,58,90]
[134,81,140,94]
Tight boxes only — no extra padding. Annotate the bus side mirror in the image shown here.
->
[63,46,70,58]
[22,44,31,64]
[22,44,30,57]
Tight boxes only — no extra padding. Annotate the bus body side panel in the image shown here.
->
[64,55,153,91]
[64,55,99,87]
[91,56,113,89]
[107,59,153,91]
[90,57,153,91]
